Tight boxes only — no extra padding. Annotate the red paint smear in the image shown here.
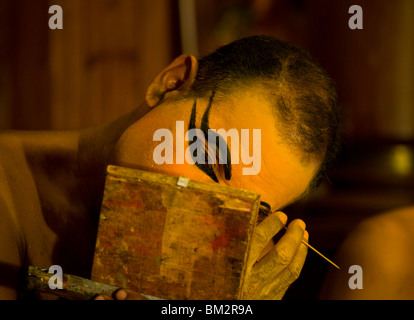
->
[210,233,230,250]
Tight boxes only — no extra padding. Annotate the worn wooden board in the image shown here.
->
[91,165,260,300]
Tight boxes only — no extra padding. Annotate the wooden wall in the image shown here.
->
[0,0,180,130]
[0,0,12,129]
[2,0,413,137]
[2,0,50,130]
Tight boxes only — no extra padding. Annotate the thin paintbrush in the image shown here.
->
[303,240,341,270]
[283,227,341,270]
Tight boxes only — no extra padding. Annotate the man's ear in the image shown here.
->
[145,54,198,107]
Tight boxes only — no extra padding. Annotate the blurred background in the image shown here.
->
[1,0,413,299]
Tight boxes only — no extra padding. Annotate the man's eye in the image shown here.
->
[189,136,219,183]
[205,139,217,165]
[207,132,232,180]
[187,93,230,183]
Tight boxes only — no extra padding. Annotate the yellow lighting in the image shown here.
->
[391,145,413,176]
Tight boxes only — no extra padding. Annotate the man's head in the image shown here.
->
[114,35,340,212]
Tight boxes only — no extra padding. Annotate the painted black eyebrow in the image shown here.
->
[188,92,232,182]
[188,99,219,183]
[199,92,232,180]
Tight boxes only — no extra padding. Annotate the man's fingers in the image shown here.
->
[276,230,309,283]
[114,289,148,300]
[242,219,308,299]
[249,211,287,264]
[257,230,309,299]
[254,219,306,276]
[94,289,148,300]
[95,294,113,300]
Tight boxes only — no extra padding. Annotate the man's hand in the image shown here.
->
[241,211,308,300]
[95,289,148,300]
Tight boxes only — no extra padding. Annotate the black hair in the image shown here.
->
[187,35,341,190]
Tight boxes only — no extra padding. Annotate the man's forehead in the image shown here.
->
[205,92,274,128]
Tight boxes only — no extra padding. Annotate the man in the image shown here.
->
[0,35,340,300]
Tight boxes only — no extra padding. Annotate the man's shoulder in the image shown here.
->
[0,134,26,299]
[0,132,37,228]
[340,206,414,269]
[357,206,414,243]
[0,133,25,224]
[0,132,33,178]
[0,133,25,167]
